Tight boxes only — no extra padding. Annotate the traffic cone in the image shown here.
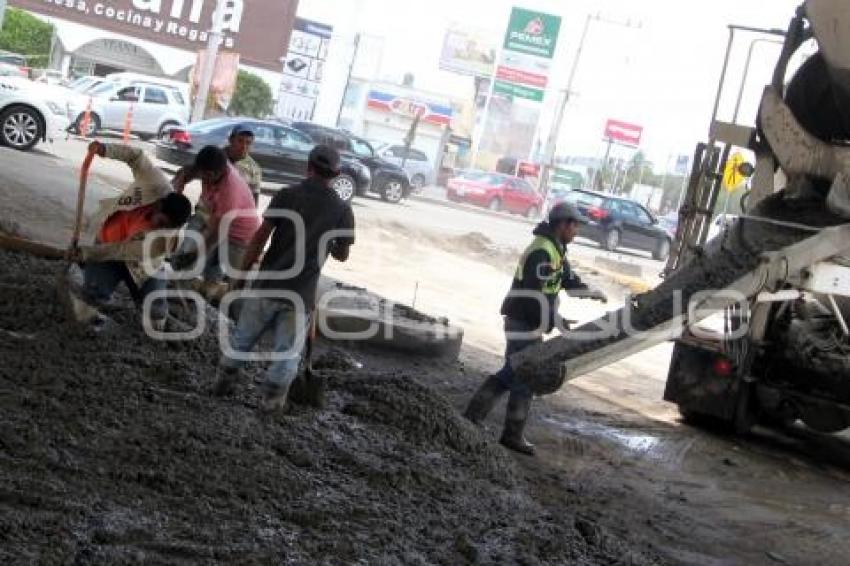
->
[122,103,134,144]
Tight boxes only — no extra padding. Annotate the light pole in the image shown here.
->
[538,13,641,197]
[0,0,7,29]
[191,0,226,123]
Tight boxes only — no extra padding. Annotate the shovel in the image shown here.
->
[289,310,326,408]
[57,148,101,324]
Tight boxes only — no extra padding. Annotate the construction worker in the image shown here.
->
[214,145,355,411]
[173,124,263,204]
[463,203,607,455]
[171,145,260,288]
[73,141,192,327]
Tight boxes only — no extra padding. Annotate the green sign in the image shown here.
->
[494,80,545,102]
[503,7,562,59]
[552,168,584,190]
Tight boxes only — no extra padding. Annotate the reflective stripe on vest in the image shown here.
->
[514,236,564,295]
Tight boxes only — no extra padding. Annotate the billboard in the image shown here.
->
[439,27,498,78]
[276,17,333,121]
[8,0,298,70]
[604,119,643,146]
[494,7,561,102]
[366,90,452,126]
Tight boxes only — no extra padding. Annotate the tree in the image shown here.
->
[0,8,54,69]
[228,70,273,118]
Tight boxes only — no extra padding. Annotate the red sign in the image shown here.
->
[604,119,643,146]
[496,65,548,88]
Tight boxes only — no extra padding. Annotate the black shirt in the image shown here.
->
[253,178,355,308]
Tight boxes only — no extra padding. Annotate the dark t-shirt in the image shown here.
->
[253,178,355,308]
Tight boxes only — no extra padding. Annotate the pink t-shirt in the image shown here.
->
[200,163,260,244]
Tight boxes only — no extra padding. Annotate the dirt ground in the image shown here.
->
[2,143,850,564]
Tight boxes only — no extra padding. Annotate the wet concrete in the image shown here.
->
[0,249,659,564]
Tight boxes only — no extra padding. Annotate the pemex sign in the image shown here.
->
[503,7,561,59]
[494,6,561,102]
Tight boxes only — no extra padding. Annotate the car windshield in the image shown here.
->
[562,190,605,208]
[350,138,374,158]
[88,82,118,96]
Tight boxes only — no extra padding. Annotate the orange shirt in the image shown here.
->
[98,203,156,243]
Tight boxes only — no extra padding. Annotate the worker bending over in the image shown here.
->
[215,145,355,412]
[74,141,192,327]
[171,145,260,288]
[464,203,607,455]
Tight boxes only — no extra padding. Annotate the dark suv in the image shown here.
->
[558,189,672,260]
[291,122,411,204]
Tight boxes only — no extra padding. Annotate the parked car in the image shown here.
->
[155,117,371,203]
[69,80,188,140]
[0,76,71,150]
[0,51,27,73]
[67,75,111,94]
[559,189,672,260]
[658,213,679,240]
[290,122,411,204]
[32,69,65,86]
[542,186,574,217]
[373,143,434,190]
[0,62,27,78]
[446,171,543,218]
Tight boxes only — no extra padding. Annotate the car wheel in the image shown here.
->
[525,205,540,219]
[411,174,426,190]
[381,179,405,204]
[0,106,43,151]
[603,229,620,251]
[75,112,100,137]
[488,198,502,212]
[653,237,671,261]
[331,173,356,204]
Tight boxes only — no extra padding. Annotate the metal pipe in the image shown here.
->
[827,294,850,336]
[732,38,784,124]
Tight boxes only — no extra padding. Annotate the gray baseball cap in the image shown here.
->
[548,202,586,224]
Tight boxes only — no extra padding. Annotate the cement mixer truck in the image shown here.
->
[513,0,850,435]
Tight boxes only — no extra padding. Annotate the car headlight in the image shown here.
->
[46,101,65,116]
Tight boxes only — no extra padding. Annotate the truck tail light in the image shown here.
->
[713,357,734,377]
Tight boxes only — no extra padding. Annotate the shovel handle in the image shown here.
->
[71,150,96,249]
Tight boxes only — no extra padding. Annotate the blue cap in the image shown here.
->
[230,123,255,138]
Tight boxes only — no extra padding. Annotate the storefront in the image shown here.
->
[9,0,298,91]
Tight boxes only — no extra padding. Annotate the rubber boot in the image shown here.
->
[499,393,535,456]
[463,375,507,424]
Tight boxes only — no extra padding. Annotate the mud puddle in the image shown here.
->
[544,416,661,454]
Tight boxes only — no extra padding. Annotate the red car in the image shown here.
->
[446,171,543,218]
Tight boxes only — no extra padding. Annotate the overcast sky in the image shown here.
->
[298,0,802,170]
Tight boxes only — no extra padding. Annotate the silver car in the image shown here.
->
[374,143,434,190]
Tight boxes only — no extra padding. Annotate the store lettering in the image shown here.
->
[129,0,243,32]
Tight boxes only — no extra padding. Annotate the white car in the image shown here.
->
[0,77,71,150]
[373,143,434,190]
[69,80,189,140]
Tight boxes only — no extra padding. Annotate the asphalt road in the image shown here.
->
[35,136,665,280]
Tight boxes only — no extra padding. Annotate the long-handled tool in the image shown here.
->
[57,148,101,323]
[290,310,326,408]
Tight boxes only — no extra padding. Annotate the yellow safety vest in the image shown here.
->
[514,236,564,295]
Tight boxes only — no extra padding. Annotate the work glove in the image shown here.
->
[568,287,608,303]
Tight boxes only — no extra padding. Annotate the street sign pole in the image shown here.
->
[191,0,226,123]
[539,13,595,197]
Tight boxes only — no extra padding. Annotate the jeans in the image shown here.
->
[220,297,309,393]
[175,214,246,283]
[203,240,246,283]
[494,317,542,399]
[82,261,167,320]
